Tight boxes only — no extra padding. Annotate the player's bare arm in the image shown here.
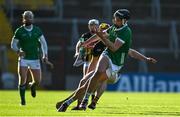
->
[39,35,48,59]
[74,40,81,57]
[128,49,157,64]
[39,35,54,68]
[94,27,124,52]
[81,34,100,48]
[11,38,25,57]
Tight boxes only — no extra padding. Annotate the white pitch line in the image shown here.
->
[0,115,180,117]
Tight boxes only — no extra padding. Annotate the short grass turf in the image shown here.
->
[0,90,180,116]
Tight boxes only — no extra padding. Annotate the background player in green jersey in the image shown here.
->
[11,11,48,105]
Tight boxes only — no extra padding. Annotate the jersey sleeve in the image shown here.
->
[13,28,21,40]
[36,26,43,38]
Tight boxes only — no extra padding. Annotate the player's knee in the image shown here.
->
[18,75,26,85]
[18,71,25,78]
[80,78,87,85]
[35,74,42,84]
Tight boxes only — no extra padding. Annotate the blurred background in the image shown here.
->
[0,0,179,91]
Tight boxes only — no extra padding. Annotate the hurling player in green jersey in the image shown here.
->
[77,10,133,110]
[57,9,157,112]
[11,11,48,105]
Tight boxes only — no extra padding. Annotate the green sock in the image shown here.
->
[18,84,26,105]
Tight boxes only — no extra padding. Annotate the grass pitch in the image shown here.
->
[0,90,180,116]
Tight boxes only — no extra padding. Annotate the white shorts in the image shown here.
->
[102,53,122,84]
[18,58,41,69]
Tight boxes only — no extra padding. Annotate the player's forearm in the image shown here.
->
[76,41,81,52]
[39,35,48,58]
[102,38,116,52]
[11,38,19,52]
[102,37,124,52]
[128,49,147,61]
[82,35,100,48]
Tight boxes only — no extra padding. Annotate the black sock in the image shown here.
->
[18,84,26,104]
[93,96,99,104]
[91,94,95,101]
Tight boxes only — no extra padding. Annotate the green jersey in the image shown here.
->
[104,24,132,66]
[13,25,43,60]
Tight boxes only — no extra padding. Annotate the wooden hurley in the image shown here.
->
[81,34,100,48]
[81,26,111,48]
[44,60,54,69]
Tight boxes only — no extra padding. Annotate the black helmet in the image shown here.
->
[113,9,130,20]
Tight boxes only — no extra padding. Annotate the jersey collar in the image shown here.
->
[114,23,127,31]
[23,24,33,31]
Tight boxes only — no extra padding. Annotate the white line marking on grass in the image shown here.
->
[0,115,180,117]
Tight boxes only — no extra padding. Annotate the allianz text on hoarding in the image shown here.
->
[107,73,180,92]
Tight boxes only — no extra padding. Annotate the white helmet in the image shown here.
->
[22,11,34,20]
[88,19,99,25]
